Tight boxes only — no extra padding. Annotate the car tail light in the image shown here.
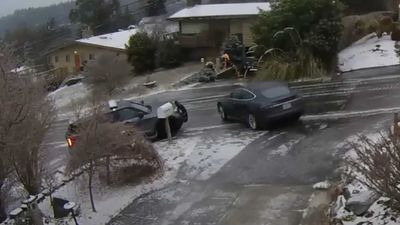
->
[66,136,76,148]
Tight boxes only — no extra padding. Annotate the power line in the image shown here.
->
[11,30,73,52]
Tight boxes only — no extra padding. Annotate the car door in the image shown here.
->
[234,88,256,121]
[113,108,141,123]
[114,108,155,133]
[226,89,243,119]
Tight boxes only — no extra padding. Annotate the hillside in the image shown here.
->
[0,2,75,36]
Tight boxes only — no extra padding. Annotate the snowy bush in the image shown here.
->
[157,39,183,69]
[67,105,162,212]
[347,133,400,212]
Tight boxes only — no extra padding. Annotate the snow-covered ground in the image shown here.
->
[338,33,400,72]
[29,129,265,225]
[48,83,90,111]
[332,132,400,225]
[334,178,399,225]
[50,64,202,120]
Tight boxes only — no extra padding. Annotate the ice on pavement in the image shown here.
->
[338,33,400,72]
[175,130,266,180]
[268,137,303,158]
[313,181,331,190]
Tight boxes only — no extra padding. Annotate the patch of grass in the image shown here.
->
[256,51,326,81]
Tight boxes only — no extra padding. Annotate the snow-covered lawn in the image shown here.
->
[48,83,90,110]
[49,63,202,119]
[338,33,400,72]
[32,129,265,225]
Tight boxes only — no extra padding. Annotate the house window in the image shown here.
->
[54,55,59,63]
[66,55,70,62]
[89,54,95,60]
[181,21,209,34]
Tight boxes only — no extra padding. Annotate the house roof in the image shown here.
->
[76,29,138,50]
[168,2,270,20]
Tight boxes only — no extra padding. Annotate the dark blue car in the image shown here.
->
[217,82,304,130]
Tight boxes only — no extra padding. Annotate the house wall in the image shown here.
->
[230,18,255,47]
[49,44,126,74]
[178,17,257,60]
[179,17,256,48]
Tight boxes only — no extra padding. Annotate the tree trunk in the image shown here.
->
[106,156,111,185]
[88,161,96,212]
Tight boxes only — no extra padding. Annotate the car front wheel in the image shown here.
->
[248,113,259,130]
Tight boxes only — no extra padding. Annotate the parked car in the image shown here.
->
[217,82,303,130]
[60,75,84,87]
[66,100,188,148]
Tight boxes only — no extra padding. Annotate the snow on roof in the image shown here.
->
[76,29,138,50]
[169,3,270,20]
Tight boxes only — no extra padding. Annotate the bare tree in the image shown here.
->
[0,43,55,222]
[347,132,400,211]
[7,79,55,194]
[67,102,162,212]
[84,54,131,97]
[0,45,14,222]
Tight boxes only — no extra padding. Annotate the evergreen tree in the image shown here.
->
[147,0,166,17]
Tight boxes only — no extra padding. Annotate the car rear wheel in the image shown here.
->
[248,114,258,130]
[218,104,228,121]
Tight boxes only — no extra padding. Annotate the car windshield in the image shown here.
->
[261,86,290,98]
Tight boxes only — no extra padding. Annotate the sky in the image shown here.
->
[0,0,70,17]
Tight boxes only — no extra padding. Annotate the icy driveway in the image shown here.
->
[109,112,393,225]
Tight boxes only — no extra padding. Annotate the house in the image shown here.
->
[168,2,270,58]
[47,29,137,75]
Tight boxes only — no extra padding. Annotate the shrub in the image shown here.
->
[380,16,394,31]
[256,50,325,81]
[126,32,157,74]
[392,22,400,41]
[221,35,244,64]
[347,133,400,212]
[252,0,344,70]
[354,19,366,36]
[366,19,382,37]
[158,39,183,69]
